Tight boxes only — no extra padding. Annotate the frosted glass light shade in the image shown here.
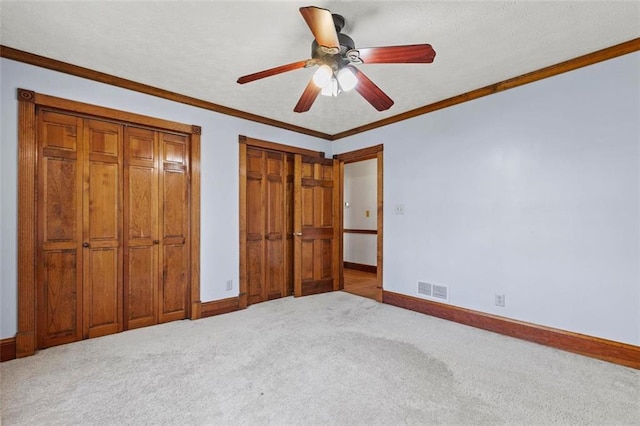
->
[321,77,339,97]
[337,67,358,91]
[312,65,333,88]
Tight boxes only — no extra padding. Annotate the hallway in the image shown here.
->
[342,268,378,300]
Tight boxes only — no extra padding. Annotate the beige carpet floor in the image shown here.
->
[1,291,639,425]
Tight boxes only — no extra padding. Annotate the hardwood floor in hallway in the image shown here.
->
[342,268,378,300]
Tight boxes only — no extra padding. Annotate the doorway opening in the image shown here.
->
[335,145,383,302]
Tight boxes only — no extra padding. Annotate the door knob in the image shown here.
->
[293,232,302,236]
[82,242,90,248]
[153,240,160,244]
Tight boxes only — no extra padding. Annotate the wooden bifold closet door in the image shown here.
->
[36,109,190,348]
[124,127,190,329]
[240,139,341,307]
[244,147,293,305]
[37,111,123,348]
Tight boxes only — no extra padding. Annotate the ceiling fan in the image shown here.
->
[236,6,436,113]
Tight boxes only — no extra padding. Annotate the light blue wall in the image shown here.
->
[0,58,331,339]
[2,52,638,345]
[333,52,640,345]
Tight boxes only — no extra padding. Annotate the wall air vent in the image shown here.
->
[418,281,432,296]
[418,281,449,302]
[432,284,448,301]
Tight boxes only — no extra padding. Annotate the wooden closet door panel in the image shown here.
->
[41,250,79,341]
[246,148,265,305]
[85,248,119,336]
[246,176,264,305]
[162,169,187,239]
[37,111,83,348]
[265,152,285,300]
[41,158,80,247]
[285,156,295,296]
[126,246,155,324]
[158,132,189,323]
[83,119,123,338]
[161,243,189,316]
[124,127,159,329]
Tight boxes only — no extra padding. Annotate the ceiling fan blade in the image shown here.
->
[357,44,436,64]
[237,60,310,84]
[294,77,322,113]
[352,68,394,111]
[299,6,340,51]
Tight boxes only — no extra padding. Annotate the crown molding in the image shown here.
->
[2,38,638,142]
[0,45,332,140]
[331,37,640,140]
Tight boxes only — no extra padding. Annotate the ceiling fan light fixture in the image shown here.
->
[236,6,435,113]
[312,65,333,88]
[321,77,340,97]
[337,66,358,92]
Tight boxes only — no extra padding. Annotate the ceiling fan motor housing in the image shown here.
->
[332,14,346,32]
[311,33,355,55]
[311,33,356,70]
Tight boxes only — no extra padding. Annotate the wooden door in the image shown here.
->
[243,147,291,305]
[20,91,200,357]
[264,151,289,301]
[82,119,123,338]
[37,113,124,346]
[245,147,265,305]
[124,128,190,326]
[293,155,341,297]
[158,132,190,323]
[37,111,84,348]
[124,127,159,329]
[285,155,295,297]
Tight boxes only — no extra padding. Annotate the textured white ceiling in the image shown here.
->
[1,1,639,136]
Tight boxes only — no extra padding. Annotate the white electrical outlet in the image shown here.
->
[495,293,505,307]
[394,204,405,215]
[226,280,233,291]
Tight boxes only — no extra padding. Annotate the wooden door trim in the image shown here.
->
[16,88,201,357]
[334,144,383,163]
[28,91,194,134]
[376,150,384,302]
[240,135,325,158]
[16,89,37,357]
[332,159,342,291]
[238,142,248,309]
[335,145,384,302]
[338,161,345,290]
[344,229,377,234]
[190,127,202,319]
